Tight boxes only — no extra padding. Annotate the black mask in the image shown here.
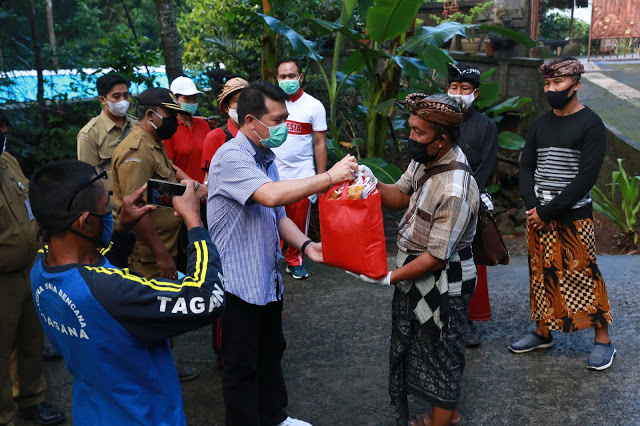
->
[150,110,179,140]
[407,136,441,164]
[545,84,576,110]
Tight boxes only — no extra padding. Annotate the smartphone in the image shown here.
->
[147,179,186,208]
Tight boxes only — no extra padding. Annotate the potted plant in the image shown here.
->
[432,1,494,53]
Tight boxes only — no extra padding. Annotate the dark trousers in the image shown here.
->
[0,268,46,424]
[221,292,288,426]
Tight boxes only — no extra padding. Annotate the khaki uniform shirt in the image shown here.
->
[395,146,479,260]
[111,125,183,263]
[0,152,39,273]
[77,110,137,194]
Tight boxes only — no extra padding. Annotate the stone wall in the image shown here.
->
[418,0,532,56]
[446,52,547,132]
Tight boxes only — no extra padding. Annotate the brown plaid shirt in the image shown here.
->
[396,146,480,260]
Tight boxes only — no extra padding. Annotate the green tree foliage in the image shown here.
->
[539,12,590,43]
[0,0,186,72]
[178,0,341,79]
[179,0,262,77]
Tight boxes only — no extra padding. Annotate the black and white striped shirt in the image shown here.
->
[519,107,606,223]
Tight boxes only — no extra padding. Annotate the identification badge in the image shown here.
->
[25,198,34,221]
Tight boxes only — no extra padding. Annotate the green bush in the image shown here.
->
[592,158,640,247]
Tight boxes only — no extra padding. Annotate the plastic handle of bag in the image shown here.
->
[341,180,351,200]
[322,180,350,201]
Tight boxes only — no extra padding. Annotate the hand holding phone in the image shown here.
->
[171,180,203,229]
[147,179,186,208]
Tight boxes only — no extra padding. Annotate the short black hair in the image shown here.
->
[237,81,289,126]
[0,109,9,127]
[428,121,460,144]
[137,104,157,120]
[29,160,103,240]
[276,58,303,74]
[96,74,129,98]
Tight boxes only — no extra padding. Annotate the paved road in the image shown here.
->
[580,60,640,147]
[34,254,640,425]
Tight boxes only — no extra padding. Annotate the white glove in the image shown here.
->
[357,164,377,186]
[308,193,318,204]
[346,270,392,286]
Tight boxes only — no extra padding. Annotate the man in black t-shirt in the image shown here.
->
[511,57,615,371]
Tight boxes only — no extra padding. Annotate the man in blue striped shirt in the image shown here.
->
[207,81,357,426]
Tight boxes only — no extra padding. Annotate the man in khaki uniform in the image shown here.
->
[112,87,208,382]
[0,111,65,425]
[78,74,137,208]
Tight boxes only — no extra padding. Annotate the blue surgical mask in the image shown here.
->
[181,102,198,115]
[92,211,113,248]
[67,210,113,248]
[251,116,289,148]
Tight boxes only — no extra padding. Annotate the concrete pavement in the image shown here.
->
[33,254,640,425]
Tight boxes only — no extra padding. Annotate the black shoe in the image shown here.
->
[43,345,63,360]
[17,402,65,425]
[176,364,200,382]
[466,326,481,348]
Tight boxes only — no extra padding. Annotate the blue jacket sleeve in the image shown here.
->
[80,227,225,344]
[99,230,137,268]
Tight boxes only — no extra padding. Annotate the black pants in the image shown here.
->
[221,292,288,426]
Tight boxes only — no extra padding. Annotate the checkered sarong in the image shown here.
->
[395,246,476,334]
[528,218,612,333]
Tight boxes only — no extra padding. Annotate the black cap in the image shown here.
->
[137,87,191,115]
[447,63,481,87]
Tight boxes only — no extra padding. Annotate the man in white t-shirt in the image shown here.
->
[272,58,328,279]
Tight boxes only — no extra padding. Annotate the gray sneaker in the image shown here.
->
[509,332,554,353]
[587,342,616,371]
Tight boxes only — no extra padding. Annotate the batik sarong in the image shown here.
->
[389,290,471,425]
[527,217,612,333]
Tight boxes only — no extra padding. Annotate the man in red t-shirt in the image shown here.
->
[164,76,210,183]
[201,77,250,181]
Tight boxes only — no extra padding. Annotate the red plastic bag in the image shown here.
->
[319,181,388,279]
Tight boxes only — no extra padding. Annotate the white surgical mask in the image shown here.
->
[448,89,476,110]
[228,108,239,124]
[106,99,130,117]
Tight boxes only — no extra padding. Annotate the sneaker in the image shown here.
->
[286,265,309,280]
[509,331,554,353]
[587,342,616,371]
[176,364,200,382]
[466,326,481,348]
[277,416,312,426]
[17,402,65,425]
[43,345,63,360]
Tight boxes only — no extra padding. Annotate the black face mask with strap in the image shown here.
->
[545,83,576,110]
[406,135,442,164]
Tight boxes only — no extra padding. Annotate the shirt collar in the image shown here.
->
[427,145,459,169]
[99,109,118,131]
[100,109,134,131]
[289,88,304,103]
[235,131,275,165]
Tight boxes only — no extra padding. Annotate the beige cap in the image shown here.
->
[217,77,250,111]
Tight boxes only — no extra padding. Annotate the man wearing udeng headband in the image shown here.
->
[512,57,615,371]
[352,93,480,426]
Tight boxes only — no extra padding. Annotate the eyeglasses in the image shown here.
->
[66,166,108,210]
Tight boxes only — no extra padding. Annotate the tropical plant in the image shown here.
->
[260,0,535,164]
[431,0,494,40]
[592,158,640,247]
